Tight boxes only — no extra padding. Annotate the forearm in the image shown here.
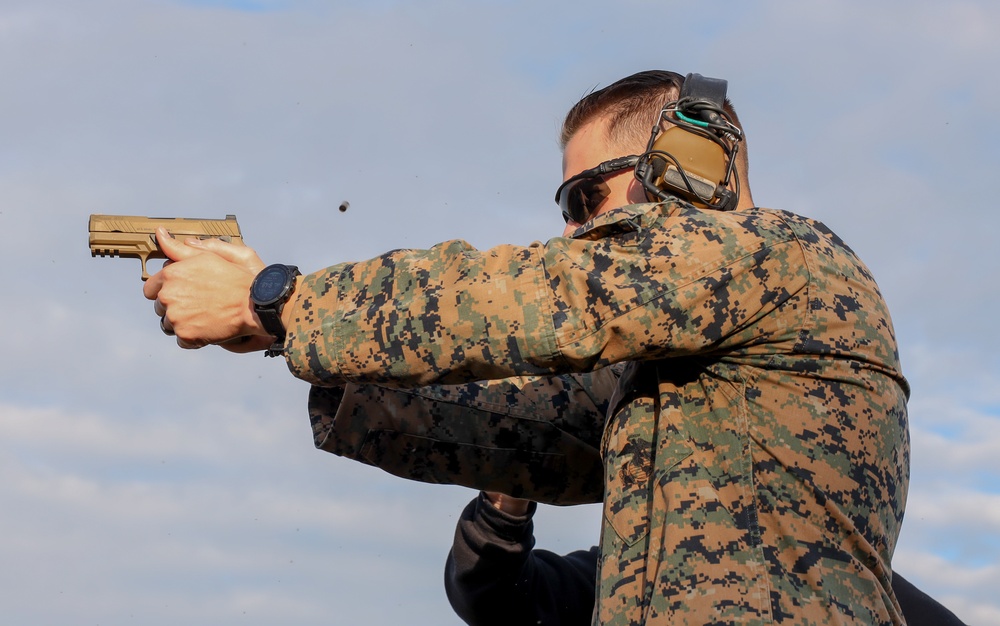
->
[307,371,617,505]
[282,239,561,388]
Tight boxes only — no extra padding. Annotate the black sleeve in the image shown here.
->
[444,492,598,626]
[891,572,967,626]
[308,370,616,505]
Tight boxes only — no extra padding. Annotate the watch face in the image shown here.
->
[252,265,291,305]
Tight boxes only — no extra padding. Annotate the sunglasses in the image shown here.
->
[554,155,639,224]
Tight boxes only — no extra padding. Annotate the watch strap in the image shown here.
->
[257,305,287,357]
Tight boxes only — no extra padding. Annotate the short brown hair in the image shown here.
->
[561,70,684,150]
[560,70,748,175]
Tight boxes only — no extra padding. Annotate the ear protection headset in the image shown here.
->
[635,73,743,211]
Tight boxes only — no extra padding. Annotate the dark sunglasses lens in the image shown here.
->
[559,177,610,224]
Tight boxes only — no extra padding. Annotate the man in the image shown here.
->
[445,491,966,626]
[145,70,910,624]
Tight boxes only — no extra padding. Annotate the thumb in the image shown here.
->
[155,227,203,262]
[185,236,265,274]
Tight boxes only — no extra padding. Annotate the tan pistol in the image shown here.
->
[89,214,244,281]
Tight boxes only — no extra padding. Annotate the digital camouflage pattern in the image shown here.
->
[284,199,910,625]
[307,370,617,505]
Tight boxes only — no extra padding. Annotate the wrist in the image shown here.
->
[249,264,301,357]
[279,275,304,334]
[476,492,536,543]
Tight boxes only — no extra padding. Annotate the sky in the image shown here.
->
[1,0,998,624]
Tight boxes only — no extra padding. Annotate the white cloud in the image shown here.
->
[0,398,479,624]
[891,551,999,624]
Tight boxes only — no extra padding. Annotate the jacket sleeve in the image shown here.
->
[306,369,620,505]
[444,492,598,626]
[282,202,805,388]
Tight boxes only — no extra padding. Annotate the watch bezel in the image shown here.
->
[251,264,298,307]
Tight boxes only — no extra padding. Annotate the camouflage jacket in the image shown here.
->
[284,201,910,625]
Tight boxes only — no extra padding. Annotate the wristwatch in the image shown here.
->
[250,263,301,357]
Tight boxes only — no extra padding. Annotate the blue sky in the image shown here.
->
[180,0,290,10]
[1,0,998,624]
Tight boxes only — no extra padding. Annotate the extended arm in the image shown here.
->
[144,203,810,386]
[282,203,808,388]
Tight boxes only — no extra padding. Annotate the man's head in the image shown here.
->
[557,70,752,232]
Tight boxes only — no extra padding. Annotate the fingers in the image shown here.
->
[142,229,270,352]
[166,332,272,352]
[148,253,261,348]
[145,229,264,300]
[143,266,163,301]
[160,310,234,350]
[176,336,210,350]
[143,230,187,301]
[159,312,205,350]
[155,227,202,262]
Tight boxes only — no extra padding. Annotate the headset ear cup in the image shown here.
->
[639,73,742,210]
[645,127,728,208]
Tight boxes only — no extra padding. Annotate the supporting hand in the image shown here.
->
[143,228,273,352]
